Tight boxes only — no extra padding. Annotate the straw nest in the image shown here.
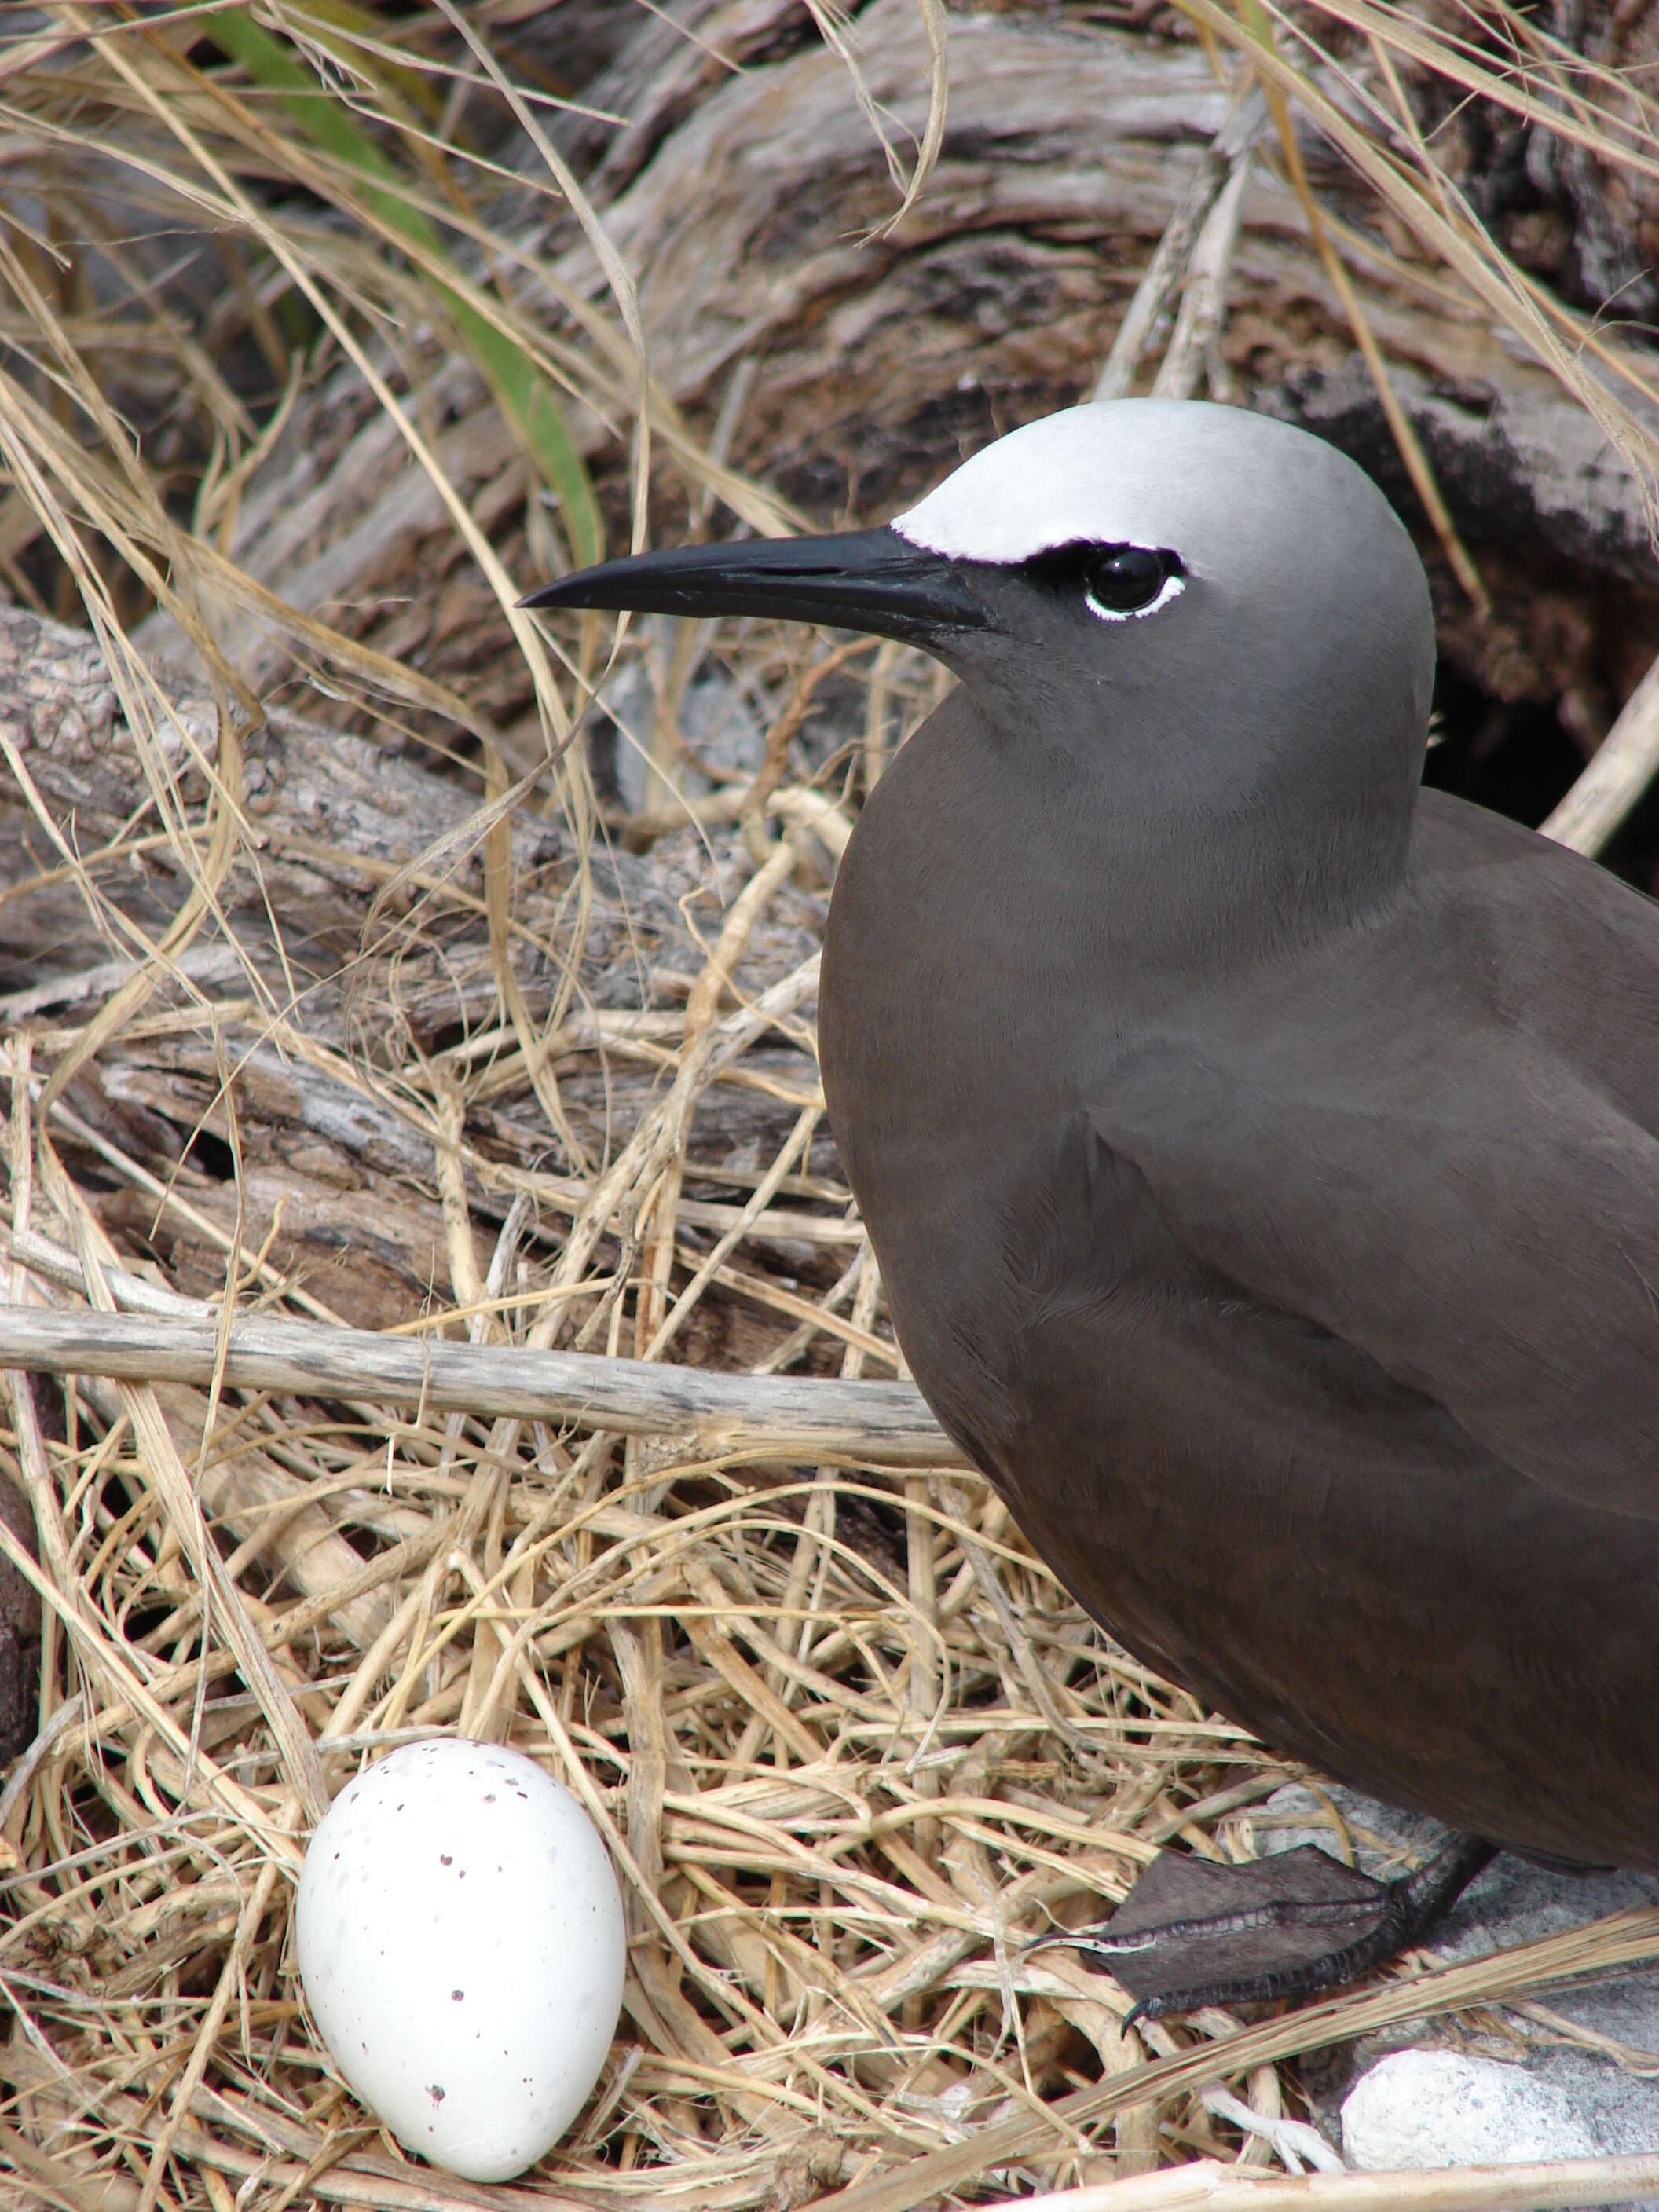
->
[2,7,1659,2211]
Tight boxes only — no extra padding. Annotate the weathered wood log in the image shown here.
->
[0,603,819,1038]
[0,600,555,1006]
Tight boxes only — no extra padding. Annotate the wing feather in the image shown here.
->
[1088,1035,1659,1516]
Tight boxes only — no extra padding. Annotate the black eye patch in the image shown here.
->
[1024,540,1185,619]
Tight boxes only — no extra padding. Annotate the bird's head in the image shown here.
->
[525,400,1434,858]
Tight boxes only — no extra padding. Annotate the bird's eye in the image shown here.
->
[1083,545,1177,621]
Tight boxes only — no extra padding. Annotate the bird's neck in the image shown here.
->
[850,687,1415,1033]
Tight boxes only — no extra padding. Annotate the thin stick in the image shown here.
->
[1094,86,1268,401]
[1540,650,1659,856]
[0,1308,961,1467]
[1150,151,1254,401]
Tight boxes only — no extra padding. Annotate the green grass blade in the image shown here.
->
[207,7,602,567]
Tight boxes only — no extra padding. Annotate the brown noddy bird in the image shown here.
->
[525,401,1659,2019]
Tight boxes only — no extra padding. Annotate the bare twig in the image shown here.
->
[975,2148,1659,2211]
[0,1308,961,1467]
[1541,650,1659,856]
[1094,85,1268,401]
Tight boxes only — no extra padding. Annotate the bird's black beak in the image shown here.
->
[520,527,988,643]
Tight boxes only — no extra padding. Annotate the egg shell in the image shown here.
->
[296,1739,625,2182]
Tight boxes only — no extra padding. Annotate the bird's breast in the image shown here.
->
[819,701,1140,1465]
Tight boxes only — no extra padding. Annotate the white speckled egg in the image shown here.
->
[295,1739,625,2181]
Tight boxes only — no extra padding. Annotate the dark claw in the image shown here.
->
[1035,1833,1496,2020]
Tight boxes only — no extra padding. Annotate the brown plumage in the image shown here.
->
[528,398,1659,2004]
[823,694,1659,1871]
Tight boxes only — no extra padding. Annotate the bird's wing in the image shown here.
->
[1086,1029,1659,1518]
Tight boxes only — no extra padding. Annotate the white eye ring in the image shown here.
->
[1084,571,1186,624]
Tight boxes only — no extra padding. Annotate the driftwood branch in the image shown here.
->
[0,1307,959,1467]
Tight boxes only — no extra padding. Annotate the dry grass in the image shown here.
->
[2,5,1659,2210]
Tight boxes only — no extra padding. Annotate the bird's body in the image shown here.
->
[822,694,1659,1872]
[528,396,1659,2001]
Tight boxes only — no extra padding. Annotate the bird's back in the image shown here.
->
[1404,789,1659,1130]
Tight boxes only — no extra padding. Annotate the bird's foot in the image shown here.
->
[1035,1832,1495,2023]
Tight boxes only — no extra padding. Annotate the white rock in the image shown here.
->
[1342,2049,1602,2168]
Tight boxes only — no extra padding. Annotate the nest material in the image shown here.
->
[6,610,1659,2210]
[0,592,1299,2205]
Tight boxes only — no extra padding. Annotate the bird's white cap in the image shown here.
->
[892,399,1369,573]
